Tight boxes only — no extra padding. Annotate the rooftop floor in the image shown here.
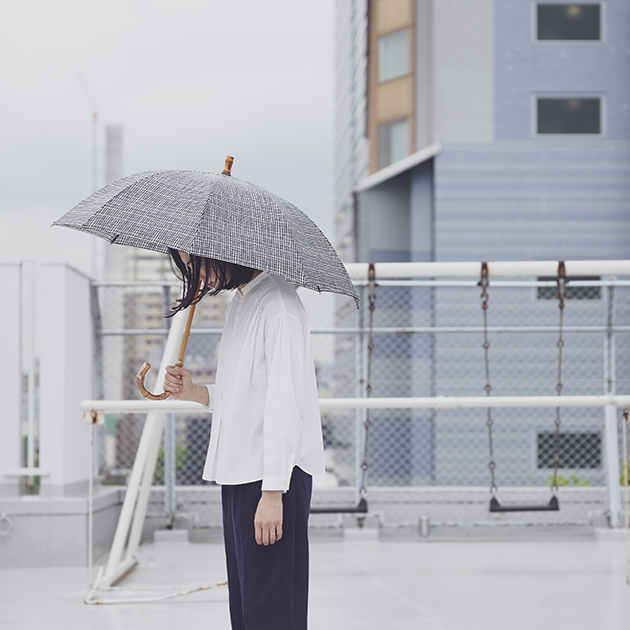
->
[1,536,629,630]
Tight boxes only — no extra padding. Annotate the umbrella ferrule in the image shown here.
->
[222,156,234,176]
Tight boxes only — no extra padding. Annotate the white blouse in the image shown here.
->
[201,271,325,491]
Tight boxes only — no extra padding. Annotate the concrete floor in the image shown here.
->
[1,537,629,630]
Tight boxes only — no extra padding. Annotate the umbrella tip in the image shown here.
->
[222,156,234,176]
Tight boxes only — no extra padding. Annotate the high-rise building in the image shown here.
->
[336,0,630,264]
[333,0,630,487]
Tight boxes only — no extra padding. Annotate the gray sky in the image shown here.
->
[0,0,336,276]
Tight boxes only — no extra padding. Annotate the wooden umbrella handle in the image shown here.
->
[136,362,172,400]
[136,283,201,400]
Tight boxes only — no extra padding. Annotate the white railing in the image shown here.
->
[82,395,630,415]
[345,260,630,279]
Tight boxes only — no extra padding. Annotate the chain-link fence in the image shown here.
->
[92,274,630,528]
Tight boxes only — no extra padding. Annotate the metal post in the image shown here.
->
[91,285,105,400]
[162,286,176,521]
[21,261,39,491]
[604,406,622,527]
[604,281,622,527]
[26,263,36,474]
[354,285,366,503]
[90,284,106,474]
[88,420,93,584]
[164,413,175,520]
[429,283,436,483]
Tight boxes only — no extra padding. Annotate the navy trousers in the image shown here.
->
[222,467,313,630]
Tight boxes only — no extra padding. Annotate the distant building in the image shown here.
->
[334,0,630,487]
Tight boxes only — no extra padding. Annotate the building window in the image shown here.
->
[537,432,601,469]
[537,4,601,40]
[537,276,601,300]
[377,118,409,168]
[537,97,601,134]
[377,28,410,82]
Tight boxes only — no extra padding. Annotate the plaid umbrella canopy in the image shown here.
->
[53,160,359,306]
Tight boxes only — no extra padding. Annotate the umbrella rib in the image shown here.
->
[82,170,169,231]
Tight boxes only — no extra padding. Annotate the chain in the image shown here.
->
[550,262,566,495]
[479,262,498,497]
[359,263,376,501]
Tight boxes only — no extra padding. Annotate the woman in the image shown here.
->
[163,249,325,630]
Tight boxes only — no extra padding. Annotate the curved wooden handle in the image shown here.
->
[136,362,171,400]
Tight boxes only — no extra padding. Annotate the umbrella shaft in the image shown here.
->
[177,283,201,365]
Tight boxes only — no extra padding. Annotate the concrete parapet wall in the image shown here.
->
[0,483,612,567]
[0,487,123,568]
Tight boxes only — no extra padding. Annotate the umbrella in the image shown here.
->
[54,157,359,399]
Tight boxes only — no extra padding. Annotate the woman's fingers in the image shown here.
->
[163,365,185,393]
[164,374,181,387]
[256,525,280,546]
[166,365,189,378]
[163,365,199,402]
[163,374,182,392]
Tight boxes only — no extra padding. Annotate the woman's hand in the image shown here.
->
[163,365,209,405]
[254,491,283,546]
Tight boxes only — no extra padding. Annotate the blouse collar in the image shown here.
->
[238,270,269,297]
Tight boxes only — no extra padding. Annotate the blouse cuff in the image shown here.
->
[203,384,214,411]
[261,477,290,492]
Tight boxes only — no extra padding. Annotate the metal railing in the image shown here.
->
[82,259,630,590]
[90,261,630,532]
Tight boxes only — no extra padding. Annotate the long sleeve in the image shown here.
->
[261,314,307,491]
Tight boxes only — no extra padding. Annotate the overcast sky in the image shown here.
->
[0,0,336,276]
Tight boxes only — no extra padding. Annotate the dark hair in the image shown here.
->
[167,248,258,316]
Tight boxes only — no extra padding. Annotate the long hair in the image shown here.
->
[167,249,258,316]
